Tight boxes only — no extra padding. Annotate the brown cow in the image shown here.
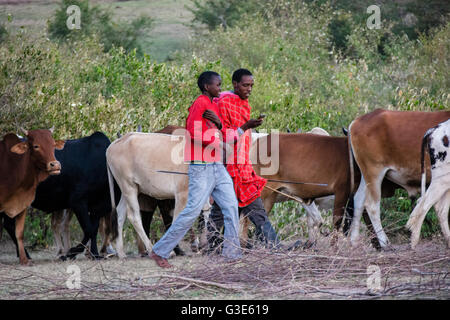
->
[348,109,450,249]
[249,131,401,247]
[0,129,65,265]
[252,133,357,236]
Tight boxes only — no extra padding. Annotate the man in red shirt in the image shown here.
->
[150,71,242,268]
[207,69,281,252]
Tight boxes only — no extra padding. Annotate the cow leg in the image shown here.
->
[262,188,277,213]
[51,210,64,256]
[87,214,101,259]
[239,215,250,249]
[343,195,354,236]
[197,209,209,250]
[51,209,72,256]
[15,210,31,265]
[302,201,323,244]
[349,175,367,246]
[159,202,186,256]
[332,190,349,232]
[330,189,350,245]
[407,182,449,249]
[137,196,158,256]
[67,202,96,259]
[62,210,73,254]
[3,213,31,259]
[114,197,128,259]
[173,192,188,221]
[124,190,153,255]
[99,216,108,254]
[363,168,390,249]
[206,201,225,254]
[137,210,155,256]
[99,216,116,257]
[435,190,450,248]
[362,211,381,250]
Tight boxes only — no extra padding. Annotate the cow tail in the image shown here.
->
[107,160,119,242]
[420,129,432,196]
[347,124,355,197]
[343,123,356,235]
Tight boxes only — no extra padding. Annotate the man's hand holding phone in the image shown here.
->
[241,113,266,131]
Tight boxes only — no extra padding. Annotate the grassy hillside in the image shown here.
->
[0,0,193,61]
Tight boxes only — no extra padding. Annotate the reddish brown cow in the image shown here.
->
[0,129,64,265]
[253,133,357,234]
[249,132,401,247]
[348,109,450,248]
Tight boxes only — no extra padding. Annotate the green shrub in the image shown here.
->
[47,0,153,55]
[23,211,53,249]
[381,189,440,241]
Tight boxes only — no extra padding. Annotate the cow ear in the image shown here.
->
[55,140,65,150]
[10,142,29,154]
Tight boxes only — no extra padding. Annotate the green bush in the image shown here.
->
[47,0,153,55]
[381,189,440,241]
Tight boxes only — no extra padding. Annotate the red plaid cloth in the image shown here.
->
[217,91,267,207]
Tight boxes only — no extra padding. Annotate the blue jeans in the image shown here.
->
[152,163,242,260]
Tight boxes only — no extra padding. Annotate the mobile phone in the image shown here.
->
[258,114,266,119]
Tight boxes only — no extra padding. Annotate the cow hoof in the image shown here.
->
[20,259,33,266]
[370,239,382,250]
[65,254,77,261]
[174,248,186,256]
[59,255,68,262]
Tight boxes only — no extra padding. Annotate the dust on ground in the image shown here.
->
[1,234,448,300]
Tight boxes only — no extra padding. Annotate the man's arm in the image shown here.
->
[186,102,217,147]
[218,100,264,145]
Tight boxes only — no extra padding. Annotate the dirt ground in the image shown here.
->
[0,234,449,300]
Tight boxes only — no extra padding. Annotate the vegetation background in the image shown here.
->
[0,0,448,252]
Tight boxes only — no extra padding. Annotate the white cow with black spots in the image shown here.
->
[407,118,450,249]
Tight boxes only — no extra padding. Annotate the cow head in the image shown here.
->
[10,128,65,175]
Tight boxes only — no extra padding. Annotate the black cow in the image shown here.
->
[0,132,120,260]
[28,131,121,259]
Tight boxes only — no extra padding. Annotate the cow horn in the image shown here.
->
[20,127,29,136]
[49,126,55,133]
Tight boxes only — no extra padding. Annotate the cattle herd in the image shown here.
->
[0,109,449,265]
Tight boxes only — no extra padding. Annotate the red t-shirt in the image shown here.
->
[184,94,222,163]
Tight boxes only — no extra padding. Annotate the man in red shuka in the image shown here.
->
[206,68,282,253]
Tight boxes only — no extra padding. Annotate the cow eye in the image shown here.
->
[33,145,39,149]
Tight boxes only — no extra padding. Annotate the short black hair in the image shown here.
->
[197,71,220,92]
[232,68,253,83]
